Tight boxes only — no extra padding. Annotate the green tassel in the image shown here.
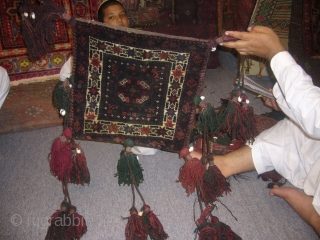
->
[196,103,219,136]
[115,149,144,187]
[214,134,231,145]
[53,76,74,114]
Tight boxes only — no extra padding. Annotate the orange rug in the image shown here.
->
[0,79,63,135]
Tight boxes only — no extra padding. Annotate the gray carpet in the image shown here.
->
[0,54,318,239]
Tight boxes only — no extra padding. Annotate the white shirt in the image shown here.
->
[0,66,10,108]
[272,52,320,215]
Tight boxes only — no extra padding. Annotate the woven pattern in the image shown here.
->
[249,0,292,40]
[174,0,197,25]
[0,0,73,82]
[0,0,104,83]
[196,0,218,25]
[289,0,320,86]
[302,0,320,57]
[233,0,256,31]
[69,19,212,153]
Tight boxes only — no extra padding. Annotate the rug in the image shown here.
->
[0,79,63,135]
[0,0,102,83]
[240,0,292,78]
[289,0,320,86]
[68,19,214,153]
[302,0,320,58]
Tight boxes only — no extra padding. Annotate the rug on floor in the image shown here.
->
[0,79,63,135]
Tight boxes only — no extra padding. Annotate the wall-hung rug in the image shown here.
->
[69,19,214,153]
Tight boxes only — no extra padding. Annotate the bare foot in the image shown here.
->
[269,185,320,235]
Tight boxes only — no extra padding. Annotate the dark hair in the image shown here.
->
[97,0,126,23]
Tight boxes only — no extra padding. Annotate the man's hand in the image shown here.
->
[220,26,285,61]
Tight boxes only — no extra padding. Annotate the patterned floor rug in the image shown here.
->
[0,79,63,135]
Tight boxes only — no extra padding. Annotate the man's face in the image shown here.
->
[102,4,129,27]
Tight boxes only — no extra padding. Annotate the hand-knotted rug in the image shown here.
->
[237,0,292,77]
[289,0,320,86]
[0,0,117,83]
[68,19,214,153]
[0,79,63,135]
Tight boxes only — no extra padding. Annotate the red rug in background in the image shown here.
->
[0,0,101,83]
[0,78,63,135]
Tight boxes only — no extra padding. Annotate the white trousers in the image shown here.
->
[249,118,320,215]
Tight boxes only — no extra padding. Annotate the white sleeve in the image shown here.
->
[59,56,73,81]
[0,67,10,108]
[271,51,320,138]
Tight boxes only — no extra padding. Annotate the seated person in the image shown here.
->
[0,66,10,108]
[191,26,320,235]
[60,0,158,156]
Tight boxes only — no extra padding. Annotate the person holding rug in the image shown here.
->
[60,0,159,156]
[191,26,320,236]
[0,66,10,109]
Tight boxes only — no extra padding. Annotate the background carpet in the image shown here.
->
[0,79,62,135]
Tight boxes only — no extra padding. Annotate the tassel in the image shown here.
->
[258,170,283,183]
[218,97,257,143]
[200,165,231,204]
[69,142,90,186]
[65,204,87,239]
[18,0,74,61]
[195,206,242,240]
[18,0,48,61]
[123,207,148,240]
[115,139,144,187]
[48,128,74,182]
[53,76,74,118]
[177,148,204,196]
[141,204,168,240]
[45,201,70,240]
[45,202,87,240]
[49,128,90,186]
[194,96,219,137]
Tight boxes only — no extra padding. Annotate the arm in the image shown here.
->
[271,52,320,138]
[222,26,320,138]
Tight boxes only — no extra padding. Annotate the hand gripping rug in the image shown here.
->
[68,19,215,153]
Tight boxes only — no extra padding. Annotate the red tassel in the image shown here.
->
[177,158,204,196]
[69,143,90,186]
[49,128,74,182]
[123,207,148,240]
[219,99,258,143]
[65,205,87,239]
[195,206,242,240]
[200,162,231,204]
[49,128,90,186]
[142,204,168,240]
[45,202,87,240]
